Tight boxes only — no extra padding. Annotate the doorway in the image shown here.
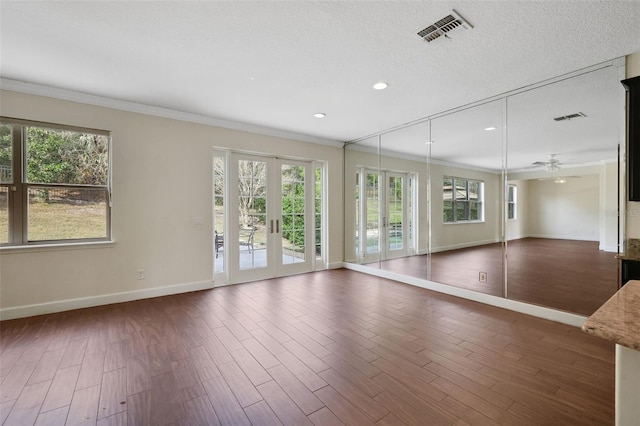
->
[214,152,316,284]
[357,168,415,263]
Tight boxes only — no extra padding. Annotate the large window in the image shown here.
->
[508,184,517,220]
[0,118,111,245]
[443,177,483,223]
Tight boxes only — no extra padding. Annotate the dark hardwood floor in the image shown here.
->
[379,238,619,315]
[0,269,614,425]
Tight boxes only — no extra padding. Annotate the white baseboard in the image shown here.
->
[342,262,586,328]
[327,261,344,270]
[527,234,598,242]
[431,238,500,253]
[599,244,619,253]
[0,280,215,321]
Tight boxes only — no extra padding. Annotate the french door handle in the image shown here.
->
[270,220,274,233]
[276,219,280,233]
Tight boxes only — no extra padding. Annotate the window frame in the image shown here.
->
[0,117,112,246]
[443,176,484,223]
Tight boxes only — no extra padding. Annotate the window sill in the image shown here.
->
[0,240,115,254]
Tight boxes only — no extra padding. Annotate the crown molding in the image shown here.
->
[346,143,501,174]
[0,78,344,148]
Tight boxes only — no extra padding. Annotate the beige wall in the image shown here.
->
[600,160,620,251]
[0,90,344,316]
[509,163,618,250]
[526,175,600,241]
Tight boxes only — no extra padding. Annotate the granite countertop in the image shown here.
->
[618,238,640,261]
[582,280,640,351]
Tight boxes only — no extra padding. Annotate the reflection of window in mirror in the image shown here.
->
[443,176,484,223]
[508,185,517,220]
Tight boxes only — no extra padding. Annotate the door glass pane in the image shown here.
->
[213,155,225,272]
[238,159,267,270]
[315,166,322,258]
[408,176,413,251]
[366,173,380,253]
[366,173,379,254]
[355,172,360,256]
[388,176,403,250]
[281,164,305,264]
[0,124,12,184]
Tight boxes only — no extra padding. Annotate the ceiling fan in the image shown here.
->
[531,154,579,183]
[532,154,562,171]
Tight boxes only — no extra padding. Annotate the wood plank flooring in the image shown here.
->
[379,238,618,315]
[0,269,614,425]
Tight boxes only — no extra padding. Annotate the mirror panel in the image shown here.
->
[344,136,381,268]
[378,122,431,276]
[343,61,624,316]
[505,65,621,314]
[429,100,505,296]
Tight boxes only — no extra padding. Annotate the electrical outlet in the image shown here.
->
[136,269,145,280]
[479,272,488,282]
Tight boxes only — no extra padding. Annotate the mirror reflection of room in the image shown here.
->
[505,64,621,314]
[344,61,623,316]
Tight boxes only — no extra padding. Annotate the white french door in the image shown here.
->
[385,172,410,260]
[358,168,412,263]
[227,153,314,283]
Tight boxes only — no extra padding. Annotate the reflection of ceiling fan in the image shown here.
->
[532,154,562,171]
[532,154,580,184]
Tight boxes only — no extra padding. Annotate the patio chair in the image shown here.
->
[215,231,224,258]
[239,227,255,253]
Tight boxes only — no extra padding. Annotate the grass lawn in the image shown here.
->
[27,200,106,241]
[0,208,6,244]
[0,200,106,243]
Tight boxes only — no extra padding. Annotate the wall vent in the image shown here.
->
[554,112,587,121]
[416,10,473,44]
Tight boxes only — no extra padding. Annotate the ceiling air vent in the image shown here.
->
[416,10,473,44]
[553,112,587,121]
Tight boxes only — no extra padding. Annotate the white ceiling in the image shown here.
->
[353,63,625,170]
[2,1,640,168]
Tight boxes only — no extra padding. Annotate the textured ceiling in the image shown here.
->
[1,1,640,160]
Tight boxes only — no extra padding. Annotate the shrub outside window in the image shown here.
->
[0,118,111,246]
[443,177,483,223]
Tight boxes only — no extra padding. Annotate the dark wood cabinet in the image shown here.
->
[622,76,640,201]
[621,258,640,287]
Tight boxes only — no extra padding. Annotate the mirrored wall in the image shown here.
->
[344,60,625,316]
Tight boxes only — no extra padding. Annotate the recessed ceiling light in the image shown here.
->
[484,127,496,131]
[373,82,388,90]
[314,113,326,118]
